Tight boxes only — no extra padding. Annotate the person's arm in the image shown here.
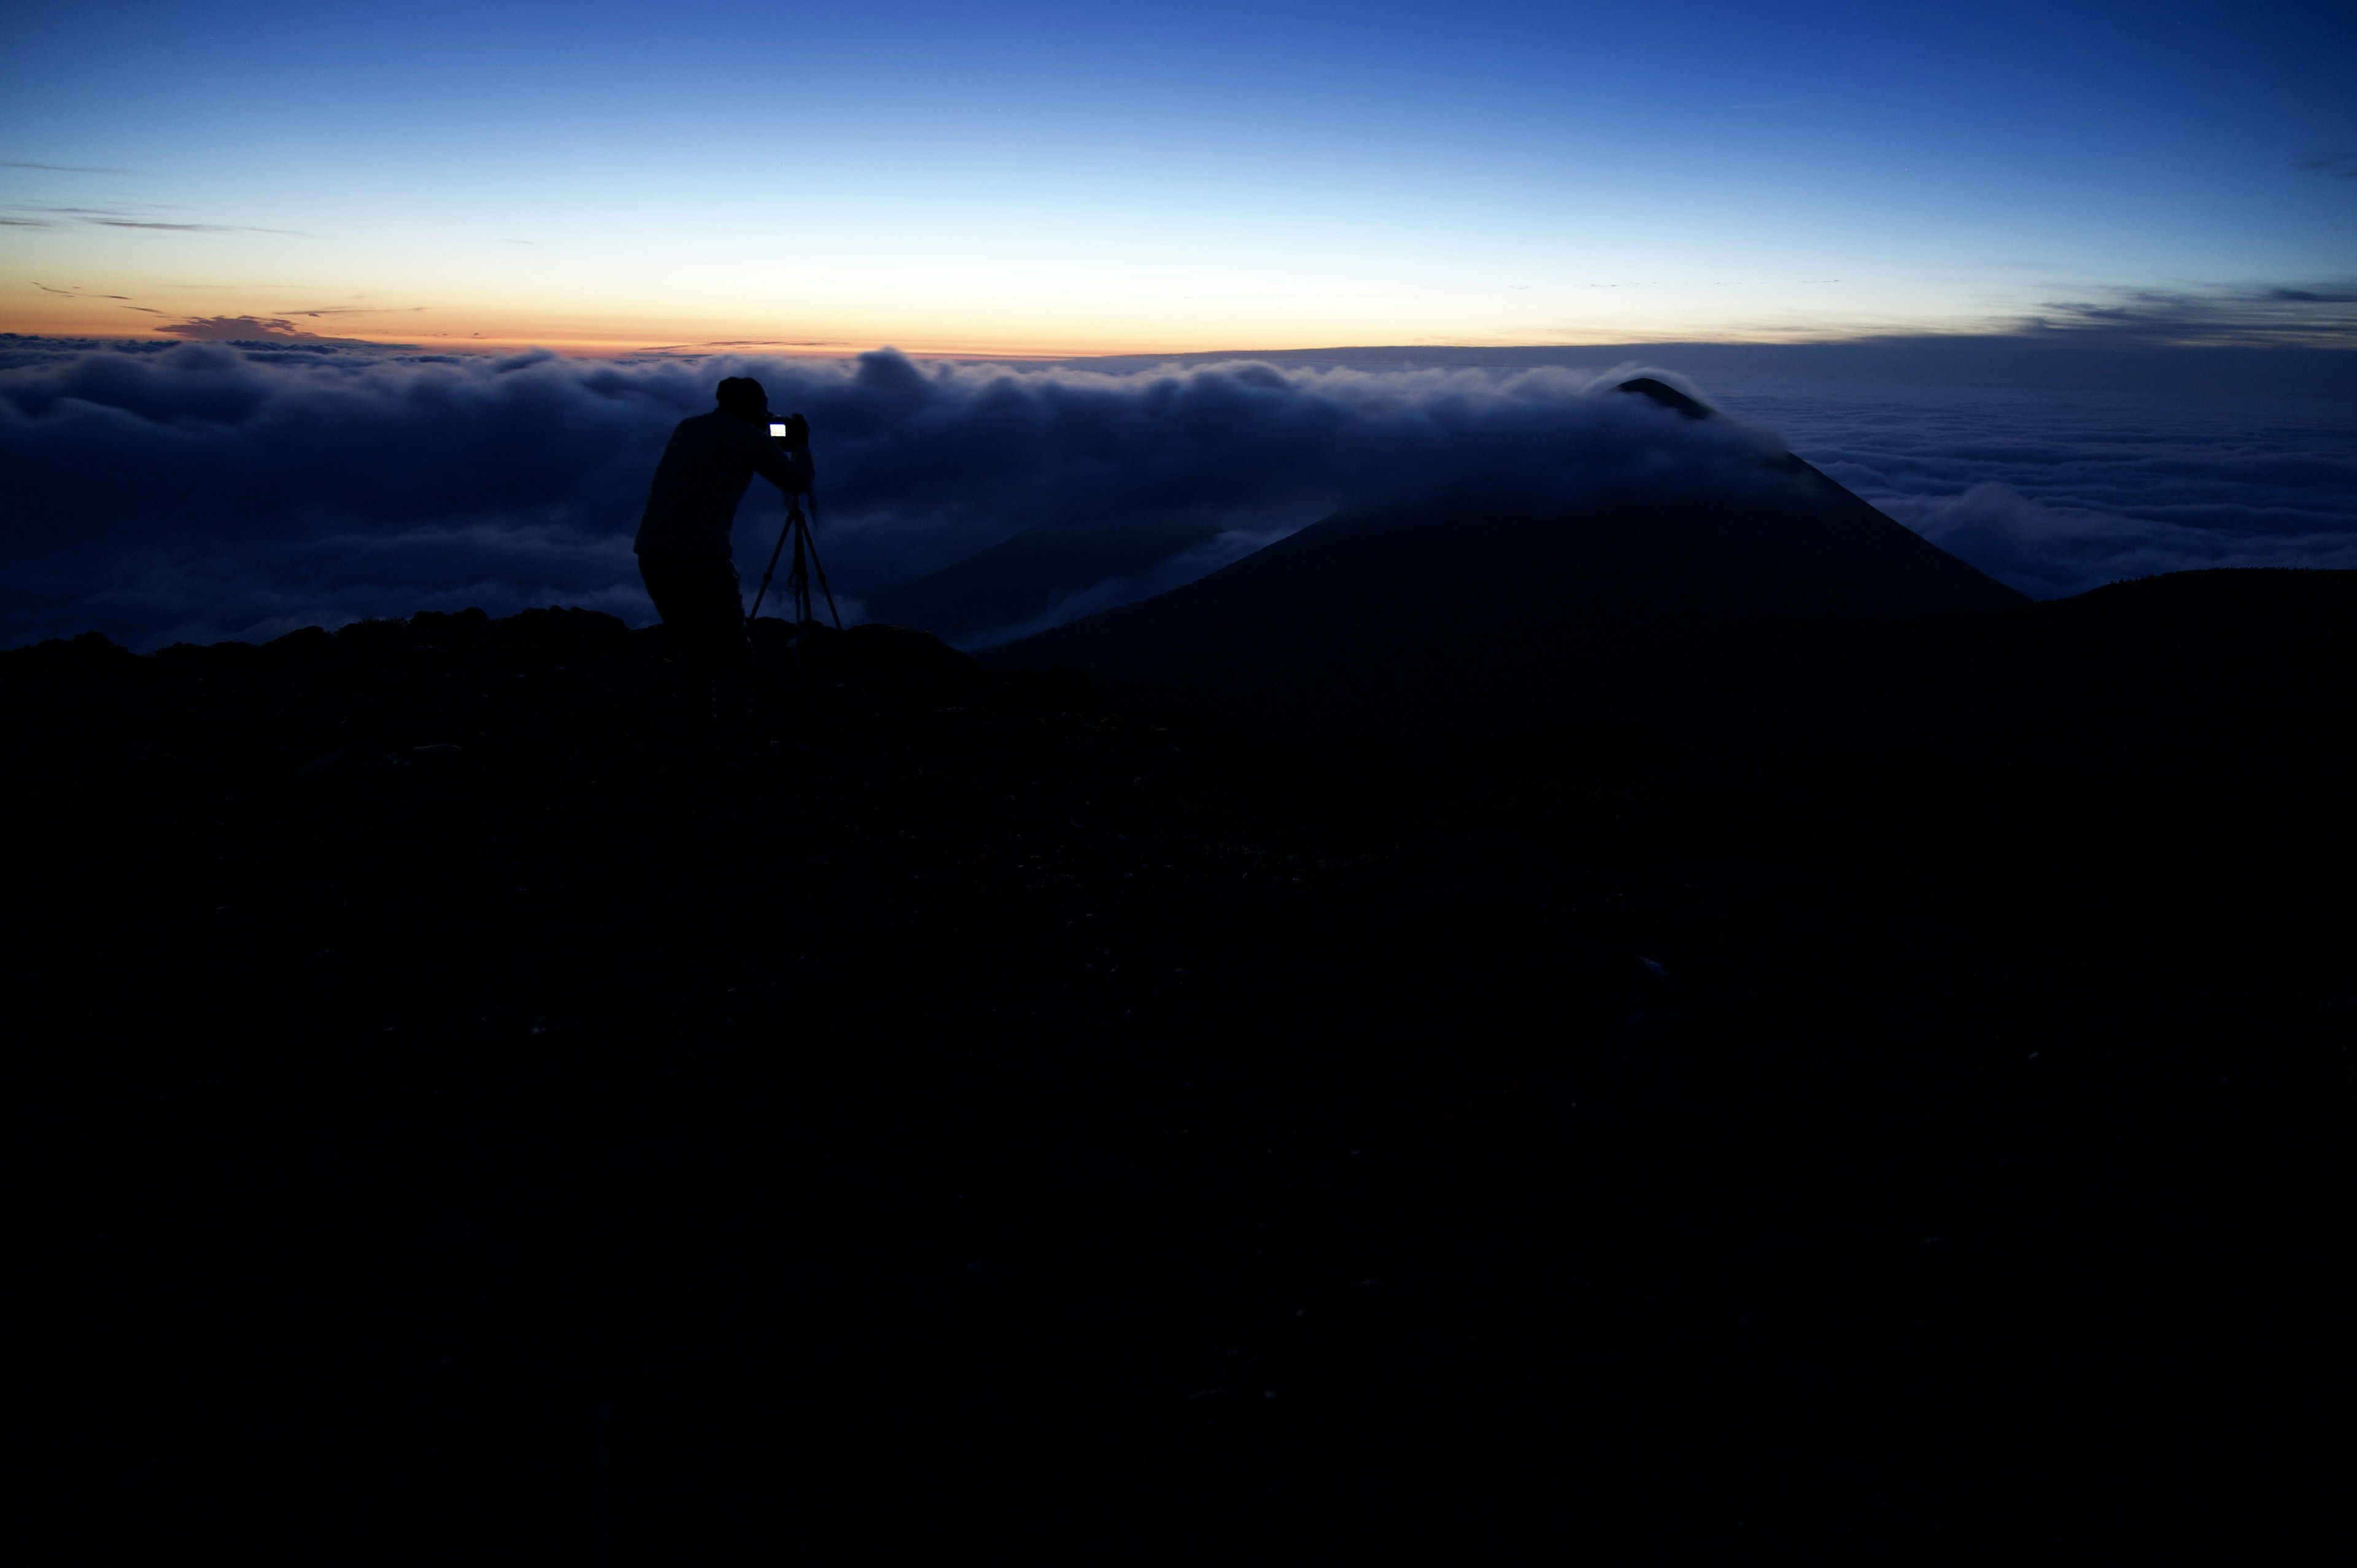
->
[746,416,813,495]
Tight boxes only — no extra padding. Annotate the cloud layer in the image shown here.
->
[0,341,1795,649]
[2,338,2351,649]
[1722,379,2357,597]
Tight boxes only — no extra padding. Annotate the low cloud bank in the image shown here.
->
[2,338,2351,648]
[1892,483,2357,595]
[0,341,1787,649]
[1735,379,2357,597]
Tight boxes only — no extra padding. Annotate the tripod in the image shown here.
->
[748,485,842,633]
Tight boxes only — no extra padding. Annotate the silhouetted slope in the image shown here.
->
[869,517,1225,644]
[988,381,2024,727]
[12,570,2353,1558]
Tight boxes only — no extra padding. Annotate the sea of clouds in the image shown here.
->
[2,336,2351,650]
[1712,378,2357,599]
[0,340,1796,649]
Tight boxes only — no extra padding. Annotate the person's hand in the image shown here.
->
[782,412,810,450]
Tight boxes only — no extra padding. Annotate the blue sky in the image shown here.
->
[4,0,2352,350]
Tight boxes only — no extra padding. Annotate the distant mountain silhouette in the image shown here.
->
[985,378,2026,728]
[869,517,1227,646]
[868,379,1939,650]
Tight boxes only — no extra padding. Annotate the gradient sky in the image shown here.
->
[4,0,2351,354]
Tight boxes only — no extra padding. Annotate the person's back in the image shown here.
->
[638,406,808,558]
[634,376,811,726]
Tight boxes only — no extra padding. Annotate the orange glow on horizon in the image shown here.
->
[4,304,1978,361]
[4,277,2054,360]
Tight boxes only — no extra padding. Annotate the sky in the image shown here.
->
[4,0,2353,354]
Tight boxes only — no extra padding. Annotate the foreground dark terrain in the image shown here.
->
[14,571,2355,1556]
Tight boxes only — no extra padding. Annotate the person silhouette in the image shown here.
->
[634,376,813,724]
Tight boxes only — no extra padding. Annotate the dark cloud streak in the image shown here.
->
[0,199,312,235]
[2020,279,2357,347]
[150,315,389,344]
[0,161,142,174]
[273,306,427,319]
[91,219,311,234]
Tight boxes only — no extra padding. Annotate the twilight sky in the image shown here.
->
[4,0,2352,354]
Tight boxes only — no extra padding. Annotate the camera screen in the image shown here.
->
[768,423,788,439]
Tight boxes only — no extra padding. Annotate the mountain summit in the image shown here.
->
[986,379,2024,729]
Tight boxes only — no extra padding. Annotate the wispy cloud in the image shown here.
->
[2021,279,2357,347]
[33,281,133,300]
[0,160,142,174]
[0,199,311,235]
[150,314,369,342]
[93,218,311,234]
[272,305,427,319]
[2296,150,2357,178]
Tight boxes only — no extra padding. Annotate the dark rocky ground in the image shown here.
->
[12,573,2354,1558]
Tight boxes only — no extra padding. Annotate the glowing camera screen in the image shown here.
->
[768,423,788,438]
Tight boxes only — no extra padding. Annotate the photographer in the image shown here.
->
[633,376,813,724]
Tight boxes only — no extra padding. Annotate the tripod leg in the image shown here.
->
[801,493,845,630]
[789,527,810,631]
[748,499,800,625]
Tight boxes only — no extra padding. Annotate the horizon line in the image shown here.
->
[8,329,2357,363]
